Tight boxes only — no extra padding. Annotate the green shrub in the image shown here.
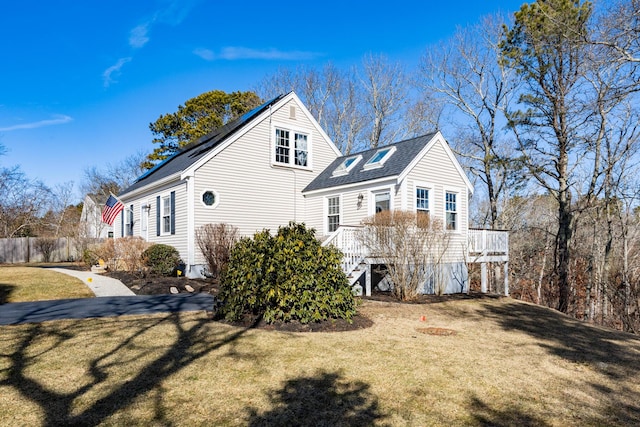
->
[219,222,357,324]
[143,244,182,276]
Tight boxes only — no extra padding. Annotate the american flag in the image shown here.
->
[101,194,124,225]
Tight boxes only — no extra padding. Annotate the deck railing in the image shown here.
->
[468,229,509,255]
[325,226,509,270]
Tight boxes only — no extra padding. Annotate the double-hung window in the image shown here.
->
[416,188,429,215]
[327,196,340,233]
[162,196,171,234]
[275,127,309,167]
[445,191,457,230]
[275,129,290,164]
[295,133,308,166]
[157,192,175,236]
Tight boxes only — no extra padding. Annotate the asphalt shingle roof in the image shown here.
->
[120,94,285,197]
[303,132,437,193]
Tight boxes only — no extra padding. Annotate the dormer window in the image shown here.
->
[363,146,396,170]
[332,155,362,176]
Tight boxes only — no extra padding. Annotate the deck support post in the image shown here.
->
[480,262,488,293]
[503,261,509,296]
[365,262,372,296]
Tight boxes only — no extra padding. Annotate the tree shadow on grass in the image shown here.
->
[478,300,640,378]
[246,370,387,426]
[0,308,255,426]
[468,395,550,427]
[477,300,640,424]
[0,283,13,304]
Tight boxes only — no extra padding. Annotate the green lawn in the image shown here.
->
[0,265,94,303]
[0,297,638,426]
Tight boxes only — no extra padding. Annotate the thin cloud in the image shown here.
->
[0,115,73,132]
[129,24,150,48]
[193,48,215,61]
[103,57,132,87]
[106,1,198,87]
[129,0,198,49]
[194,46,322,61]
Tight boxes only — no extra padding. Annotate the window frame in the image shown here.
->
[125,204,134,236]
[161,195,171,235]
[272,123,313,170]
[326,195,341,234]
[200,189,220,209]
[369,186,393,216]
[445,190,458,231]
[415,186,430,216]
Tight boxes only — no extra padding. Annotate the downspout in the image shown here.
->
[185,175,195,276]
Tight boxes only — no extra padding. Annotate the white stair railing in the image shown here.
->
[322,226,368,278]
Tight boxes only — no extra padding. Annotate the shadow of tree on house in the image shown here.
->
[0,310,256,426]
[245,370,386,426]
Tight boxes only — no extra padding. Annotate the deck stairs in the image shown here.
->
[322,226,369,295]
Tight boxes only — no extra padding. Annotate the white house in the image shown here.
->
[116,92,508,294]
[80,195,113,239]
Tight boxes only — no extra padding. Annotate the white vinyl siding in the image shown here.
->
[192,98,338,264]
[403,138,469,262]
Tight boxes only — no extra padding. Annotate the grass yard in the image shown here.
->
[0,265,94,303]
[0,297,639,426]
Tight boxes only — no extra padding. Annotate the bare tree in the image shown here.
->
[590,0,640,63]
[417,14,519,228]
[196,223,239,278]
[359,211,452,300]
[81,151,147,202]
[360,53,407,148]
[0,166,51,238]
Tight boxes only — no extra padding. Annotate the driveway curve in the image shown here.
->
[0,268,214,325]
[0,293,214,325]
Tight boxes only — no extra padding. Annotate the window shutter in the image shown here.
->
[170,191,176,235]
[120,211,124,237]
[156,196,160,237]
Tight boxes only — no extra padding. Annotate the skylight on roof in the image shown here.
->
[332,155,362,176]
[363,146,396,169]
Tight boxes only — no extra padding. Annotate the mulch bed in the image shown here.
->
[104,271,504,333]
[105,271,372,332]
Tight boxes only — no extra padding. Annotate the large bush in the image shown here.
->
[143,244,182,276]
[219,222,357,324]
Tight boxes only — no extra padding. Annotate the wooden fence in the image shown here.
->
[0,237,80,263]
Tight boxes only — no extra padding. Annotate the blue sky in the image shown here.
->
[0,0,524,202]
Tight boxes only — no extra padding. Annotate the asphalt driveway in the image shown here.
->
[0,268,214,326]
[0,293,215,325]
